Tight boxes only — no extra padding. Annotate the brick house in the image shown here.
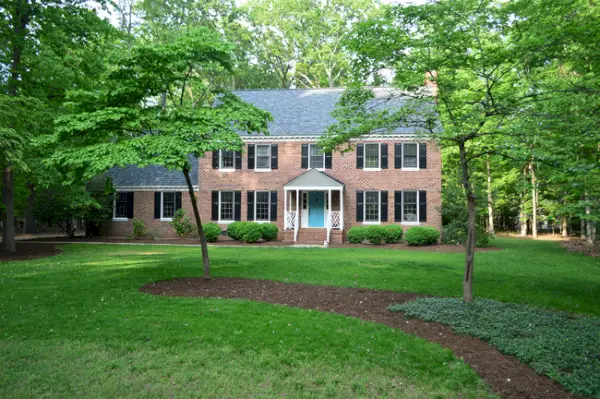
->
[105,88,441,244]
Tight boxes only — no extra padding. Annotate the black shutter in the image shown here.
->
[211,191,219,220]
[380,191,388,222]
[154,192,161,219]
[419,143,427,169]
[234,191,242,221]
[271,144,278,169]
[235,151,242,169]
[301,144,309,168]
[247,191,254,221]
[247,144,255,169]
[212,151,219,169]
[356,144,364,169]
[419,190,427,222]
[175,192,182,210]
[395,143,402,169]
[394,191,402,221]
[356,191,364,222]
[126,192,134,219]
[270,191,278,221]
[325,151,332,169]
[381,144,388,169]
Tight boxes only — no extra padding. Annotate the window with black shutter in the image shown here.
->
[381,144,388,169]
[270,191,278,221]
[419,143,427,169]
[234,191,242,221]
[308,144,325,169]
[403,144,418,168]
[271,144,278,169]
[219,191,234,221]
[114,192,128,219]
[394,143,402,169]
[324,151,332,169]
[247,191,255,221]
[255,145,271,169]
[247,144,255,169]
[394,191,402,221]
[301,144,309,168]
[356,191,364,221]
[220,150,235,169]
[255,191,270,221]
[380,191,388,221]
[419,190,427,221]
[356,144,364,169]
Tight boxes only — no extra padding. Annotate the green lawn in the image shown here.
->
[1,237,598,398]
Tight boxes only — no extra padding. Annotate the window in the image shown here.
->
[219,191,234,221]
[161,192,176,219]
[364,143,380,169]
[302,192,308,210]
[220,150,235,169]
[114,192,128,219]
[255,145,270,169]
[365,191,380,222]
[403,191,418,222]
[403,143,418,168]
[309,144,325,169]
[255,191,270,221]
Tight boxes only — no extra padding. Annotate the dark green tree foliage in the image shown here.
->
[52,28,271,278]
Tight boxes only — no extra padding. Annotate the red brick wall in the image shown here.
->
[104,191,196,238]
[198,139,442,238]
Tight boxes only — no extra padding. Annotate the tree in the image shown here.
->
[51,28,271,278]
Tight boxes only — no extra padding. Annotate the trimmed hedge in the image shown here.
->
[347,225,404,245]
[239,223,262,243]
[389,298,600,397]
[203,223,222,242]
[227,221,245,240]
[404,226,440,246]
[384,225,404,243]
[347,226,365,244]
[260,223,279,241]
[227,221,279,243]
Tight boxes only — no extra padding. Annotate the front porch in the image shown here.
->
[283,169,344,245]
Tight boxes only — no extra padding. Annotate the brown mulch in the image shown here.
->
[562,239,600,257]
[0,243,61,261]
[141,277,578,399]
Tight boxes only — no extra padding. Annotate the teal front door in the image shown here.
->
[308,192,325,227]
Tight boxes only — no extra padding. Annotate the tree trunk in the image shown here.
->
[24,182,37,234]
[520,166,528,236]
[2,166,16,252]
[459,139,476,303]
[561,216,568,238]
[530,162,538,238]
[585,193,593,246]
[581,219,586,239]
[486,156,494,235]
[183,167,211,279]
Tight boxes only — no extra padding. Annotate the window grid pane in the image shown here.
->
[162,192,175,218]
[365,144,379,168]
[256,191,270,220]
[115,193,128,218]
[221,150,234,168]
[309,145,324,169]
[403,144,417,168]
[365,191,379,222]
[403,191,418,221]
[256,145,270,169]
[220,191,234,220]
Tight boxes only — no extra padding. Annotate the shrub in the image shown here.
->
[170,209,195,238]
[347,226,365,244]
[131,218,148,239]
[383,224,404,243]
[260,223,279,241]
[365,225,387,245]
[389,298,600,397]
[227,221,244,240]
[239,222,263,243]
[203,223,221,242]
[442,220,492,248]
[404,226,440,246]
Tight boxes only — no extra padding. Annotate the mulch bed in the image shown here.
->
[562,239,600,257]
[141,277,578,399]
[0,243,61,261]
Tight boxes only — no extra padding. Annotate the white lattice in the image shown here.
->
[286,211,297,229]
[330,211,341,229]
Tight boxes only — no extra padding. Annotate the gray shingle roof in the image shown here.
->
[233,87,425,136]
[284,169,344,189]
[106,156,198,189]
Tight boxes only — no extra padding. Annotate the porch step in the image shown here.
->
[284,229,343,244]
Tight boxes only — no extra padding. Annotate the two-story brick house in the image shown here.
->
[105,88,441,244]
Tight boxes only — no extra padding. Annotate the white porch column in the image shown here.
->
[340,188,344,230]
[295,189,300,241]
[284,188,288,230]
[328,189,332,227]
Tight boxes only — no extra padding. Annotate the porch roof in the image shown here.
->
[284,169,344,190]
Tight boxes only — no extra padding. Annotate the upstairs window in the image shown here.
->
[220,150,235,169]
[403,143,418,168]
[364,143,380,169]
[255,145,271,169]
[309,144,325,169]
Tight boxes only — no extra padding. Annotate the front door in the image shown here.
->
[308,191,325,227]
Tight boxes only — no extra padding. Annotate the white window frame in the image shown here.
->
[254,144,271,172]
[402,143,419,171]
[219,150,235,172]
[160,192,176,221]
[308,144,326,170]
[363,190,381,225]
[363,143,381,171]
[401,190,420,225]
[112,192,128,222]
[254,190,271,222]
[218,190,235,223]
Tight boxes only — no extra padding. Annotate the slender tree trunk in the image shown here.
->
[24,182,37,234]
[183,167,210,279]
[459,139,476,303]
[561,216,568,238]
[2,167,16,252]
[486,156,494,235]
[585,193,594,246]
[530,162,538,238]
[581,219,586,239]
[520,166,528,236]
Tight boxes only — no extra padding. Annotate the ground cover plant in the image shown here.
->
[389,298,600,398]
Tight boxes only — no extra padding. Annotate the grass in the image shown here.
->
[1,237,598,398]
